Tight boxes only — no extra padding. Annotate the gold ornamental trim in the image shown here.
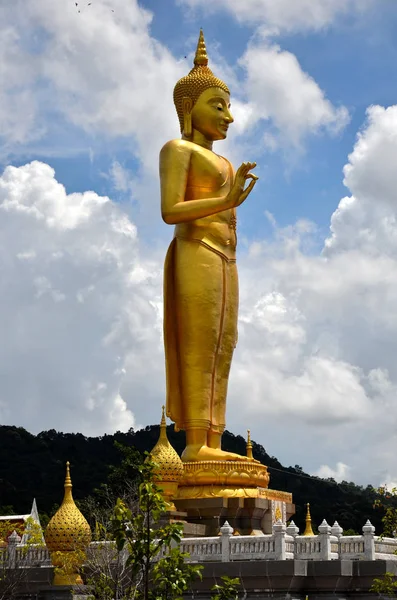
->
[258,488,293,503]
[180,459,269,489]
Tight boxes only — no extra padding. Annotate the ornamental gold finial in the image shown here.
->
[65,461,72,489]
[149,408,184,511]
[246,429,253,460]
[303,502,315,536]
[159,405,167,440]
[44,461,91,585]
[194,29,208,67]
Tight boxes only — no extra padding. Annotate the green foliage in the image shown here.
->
[211,576,241,600]
[374,486,397,537]
[343,528,359,536]
[87,455,202,600]
[151,548,202,600]
[370,572,397,596]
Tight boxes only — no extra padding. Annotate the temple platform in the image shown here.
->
[170,459,294,536]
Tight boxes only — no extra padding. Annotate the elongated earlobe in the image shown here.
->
[182,97,193,137]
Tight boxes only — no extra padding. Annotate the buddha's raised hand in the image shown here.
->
[226,162,258,208]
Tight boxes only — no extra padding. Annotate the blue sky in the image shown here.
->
[3,0,397,489]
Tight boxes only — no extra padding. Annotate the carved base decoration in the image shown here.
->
[176,459,270,499]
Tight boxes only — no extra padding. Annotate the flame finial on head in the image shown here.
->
[194,29,208,67]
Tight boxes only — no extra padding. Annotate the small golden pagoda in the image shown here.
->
[303,502,315,536]
[150,406,184,510]
[45,462,91,585]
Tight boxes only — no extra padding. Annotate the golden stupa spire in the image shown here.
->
[44,461,92,585]
[64,461,72,498]
[303,502,315,536]
[159,405,167,439]
[149,406,184,511]
[246,429,253,460]
[194,29,208,67]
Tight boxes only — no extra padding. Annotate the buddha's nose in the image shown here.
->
[225,109,234,124]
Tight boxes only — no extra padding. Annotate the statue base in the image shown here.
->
[177,459,270,496]
[173,460,294,535]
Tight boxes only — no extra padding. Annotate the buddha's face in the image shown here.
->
[190,87,234,141]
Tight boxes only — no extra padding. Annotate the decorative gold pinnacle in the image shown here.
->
[160,404,167,436]
[65,461,72,489]
[303,503,315,536]
[149,407,184,510]
[246,429,253,460]
[44,461,92,585]
[194,29,208,67]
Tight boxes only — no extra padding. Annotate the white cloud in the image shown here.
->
[0,160,163,436]
[325,105,397,256]
[0,0,350,173]
[0,0,184,169]
[221,103,397,486]
[239,40,349,149]
[314,462,351,482]
[179,0,374,34]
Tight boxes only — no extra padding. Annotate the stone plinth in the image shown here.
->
[172,459,293,535]
[157,509,206,537]
[174,492,295,536]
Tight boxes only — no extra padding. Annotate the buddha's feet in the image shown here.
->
[181,444,257,463]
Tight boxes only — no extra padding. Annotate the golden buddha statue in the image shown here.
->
[160,30,258,463]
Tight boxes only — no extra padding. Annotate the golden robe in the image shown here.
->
[164,158,238,433]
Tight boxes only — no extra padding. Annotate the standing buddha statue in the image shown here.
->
[160,30,258,463]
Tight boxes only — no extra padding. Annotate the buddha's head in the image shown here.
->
[173,30,234,141]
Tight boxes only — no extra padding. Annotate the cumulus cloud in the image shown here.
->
[325,105,397,256]
[0,0,184,169]
[239,40,349,149]
[221,103,397,486]
[179,0,374,34]
[0,160,163,436]
[315,462,351,482]
[0,0,350,174]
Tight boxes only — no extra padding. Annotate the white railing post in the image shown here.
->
[363,520,375,560]
[331,521,343,559]
[220,521,233,562]
[7,531,22,568]
[286,520,299,538]
[273,519,286,560]
[331,521,343,539]
[318,520,332,560]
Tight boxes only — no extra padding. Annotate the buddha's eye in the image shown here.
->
[217,106,223,111]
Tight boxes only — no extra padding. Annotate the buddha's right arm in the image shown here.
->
[160,141,230,225]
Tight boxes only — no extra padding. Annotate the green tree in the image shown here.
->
[211,576,241,600]
[370,572,397,597]
[86,457,202,600]
[374,486,397,537]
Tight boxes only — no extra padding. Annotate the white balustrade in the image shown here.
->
[375,537,397,561]
[181,536,221,562]
[1,519,397,566]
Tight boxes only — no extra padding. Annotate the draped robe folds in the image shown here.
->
[163,156,238,433]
